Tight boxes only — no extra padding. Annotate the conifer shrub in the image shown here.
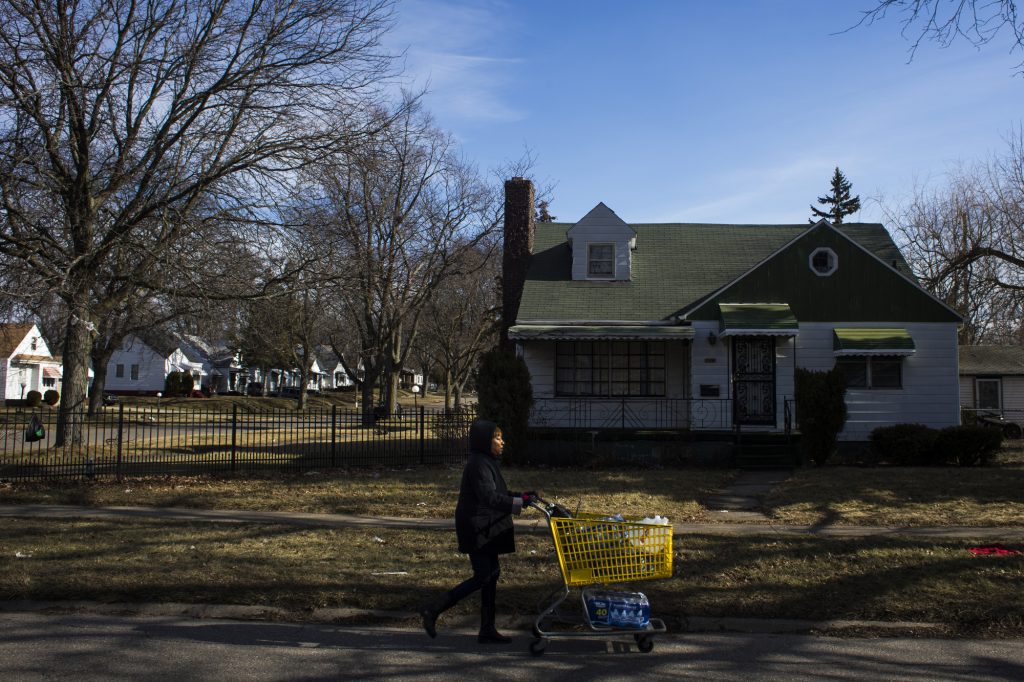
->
[25,390,42,407]
[794,367,847,466]
[474,349,534,465]
[43,389,60,405]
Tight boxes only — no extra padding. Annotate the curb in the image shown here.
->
[0,599,946,637]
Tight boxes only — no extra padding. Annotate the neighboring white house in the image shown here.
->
[505,187,963,442]
[106,333,206,395]
[179,335,250,394]
[0,323,63,401]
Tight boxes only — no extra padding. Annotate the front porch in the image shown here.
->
[529,396,795,434]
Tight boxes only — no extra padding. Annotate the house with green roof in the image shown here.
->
[502,179,963,441]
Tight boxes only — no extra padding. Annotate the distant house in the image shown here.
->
[317,347,356,390]
[0,323,62,401]
[959,345,1024,425]
[179,336,249,394]
[502,178,963,441]
[106,333,206,395]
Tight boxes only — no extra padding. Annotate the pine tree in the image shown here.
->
[810,167,861,224]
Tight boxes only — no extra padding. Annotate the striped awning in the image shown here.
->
[43,366,62,378]
[833,328,915,356]
[508,325,694,341]
[719,303,798,337]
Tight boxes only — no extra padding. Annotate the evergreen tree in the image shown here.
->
[535,200,556,222]
[810,167,862,224]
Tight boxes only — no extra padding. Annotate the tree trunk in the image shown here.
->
[87,346,116,416]
[55,302,94,448]
[360,360,379,425]
[444,368,453,411]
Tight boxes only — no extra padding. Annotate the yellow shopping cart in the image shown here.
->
[527,496,673,656]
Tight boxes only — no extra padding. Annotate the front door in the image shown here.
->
[732,336,776,426]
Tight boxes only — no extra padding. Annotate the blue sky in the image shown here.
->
[388,1,1023,225]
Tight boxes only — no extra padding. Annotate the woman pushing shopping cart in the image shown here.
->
[524,494,673,655]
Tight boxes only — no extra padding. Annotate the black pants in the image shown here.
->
[448,552,501,625]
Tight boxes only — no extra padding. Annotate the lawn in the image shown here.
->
[764,443,1024,527]
[1,517,1021,637]
[0,466,734,522]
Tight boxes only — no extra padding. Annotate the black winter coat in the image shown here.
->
[454,421,518,555]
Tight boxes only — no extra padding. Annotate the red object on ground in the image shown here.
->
[968,544,1022,556]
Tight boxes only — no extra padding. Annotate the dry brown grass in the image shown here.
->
[2,517,1021,636]
[765,444,1024,527]
[0,466,733,522]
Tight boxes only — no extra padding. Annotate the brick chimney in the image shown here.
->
[501,177,535,351]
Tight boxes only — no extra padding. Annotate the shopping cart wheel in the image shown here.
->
[635,634,654,653]
[529,637,548,656]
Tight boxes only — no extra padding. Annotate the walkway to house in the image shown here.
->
[701,469,793,523]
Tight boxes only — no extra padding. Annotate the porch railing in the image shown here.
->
[530,398,734,430]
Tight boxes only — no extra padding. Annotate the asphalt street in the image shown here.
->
[2,611,1022,681]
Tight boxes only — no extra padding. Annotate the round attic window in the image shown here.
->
[809,247,838,276]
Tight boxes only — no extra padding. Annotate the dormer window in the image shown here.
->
[588,243,614,278]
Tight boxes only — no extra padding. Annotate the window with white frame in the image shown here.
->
[555,341,665,397]
[587,243,615,277]
[116,364,124,378]
[130,364,139,380]
[976,377,1002,411]
[835,357,902,389]
[809,247,838,276]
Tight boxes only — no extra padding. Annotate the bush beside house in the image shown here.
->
[870,423,1002,466]
[475,349,533,464]
[794,367,848,466]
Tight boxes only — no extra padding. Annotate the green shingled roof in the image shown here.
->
[517,222,915,323]
[959,345,1024,376]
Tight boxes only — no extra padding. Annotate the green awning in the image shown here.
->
[508,325,694,341]
[833,328,915,356]
[719,303,798,336]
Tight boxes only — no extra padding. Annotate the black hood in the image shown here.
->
[468,419,498,457]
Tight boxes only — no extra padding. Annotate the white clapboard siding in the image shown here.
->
[796,322,960,440]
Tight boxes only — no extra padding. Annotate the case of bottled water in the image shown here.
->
[583,588,651,629]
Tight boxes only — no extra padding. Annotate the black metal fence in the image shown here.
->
[0,404,475,480]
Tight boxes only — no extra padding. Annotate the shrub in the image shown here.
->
[933,425,1002,467]
[869,423,940,465]
[474,348,534,464]
[43,389,60,405]
[794,367,847,466]
[25,390,43,407]
[165,371,194,397]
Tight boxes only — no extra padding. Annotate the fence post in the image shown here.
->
[621,397,625,430]
[331,404,337,467]
[115,402,124,481]
[419,405,425,465]
[231,404,238,472]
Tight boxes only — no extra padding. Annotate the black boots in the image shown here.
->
[477,628,512,644]
[419,593,453,639]
[477,603,511,644]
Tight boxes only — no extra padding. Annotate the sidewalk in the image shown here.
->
[2,503,1023,539]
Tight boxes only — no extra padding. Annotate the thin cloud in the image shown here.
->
[387,0,526,123]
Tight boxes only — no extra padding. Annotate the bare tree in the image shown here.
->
[885,130,1024,341]
[307,103,496,421]
[0,0,396,445]
[418,243,499,410]
[854,1,1024,72]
